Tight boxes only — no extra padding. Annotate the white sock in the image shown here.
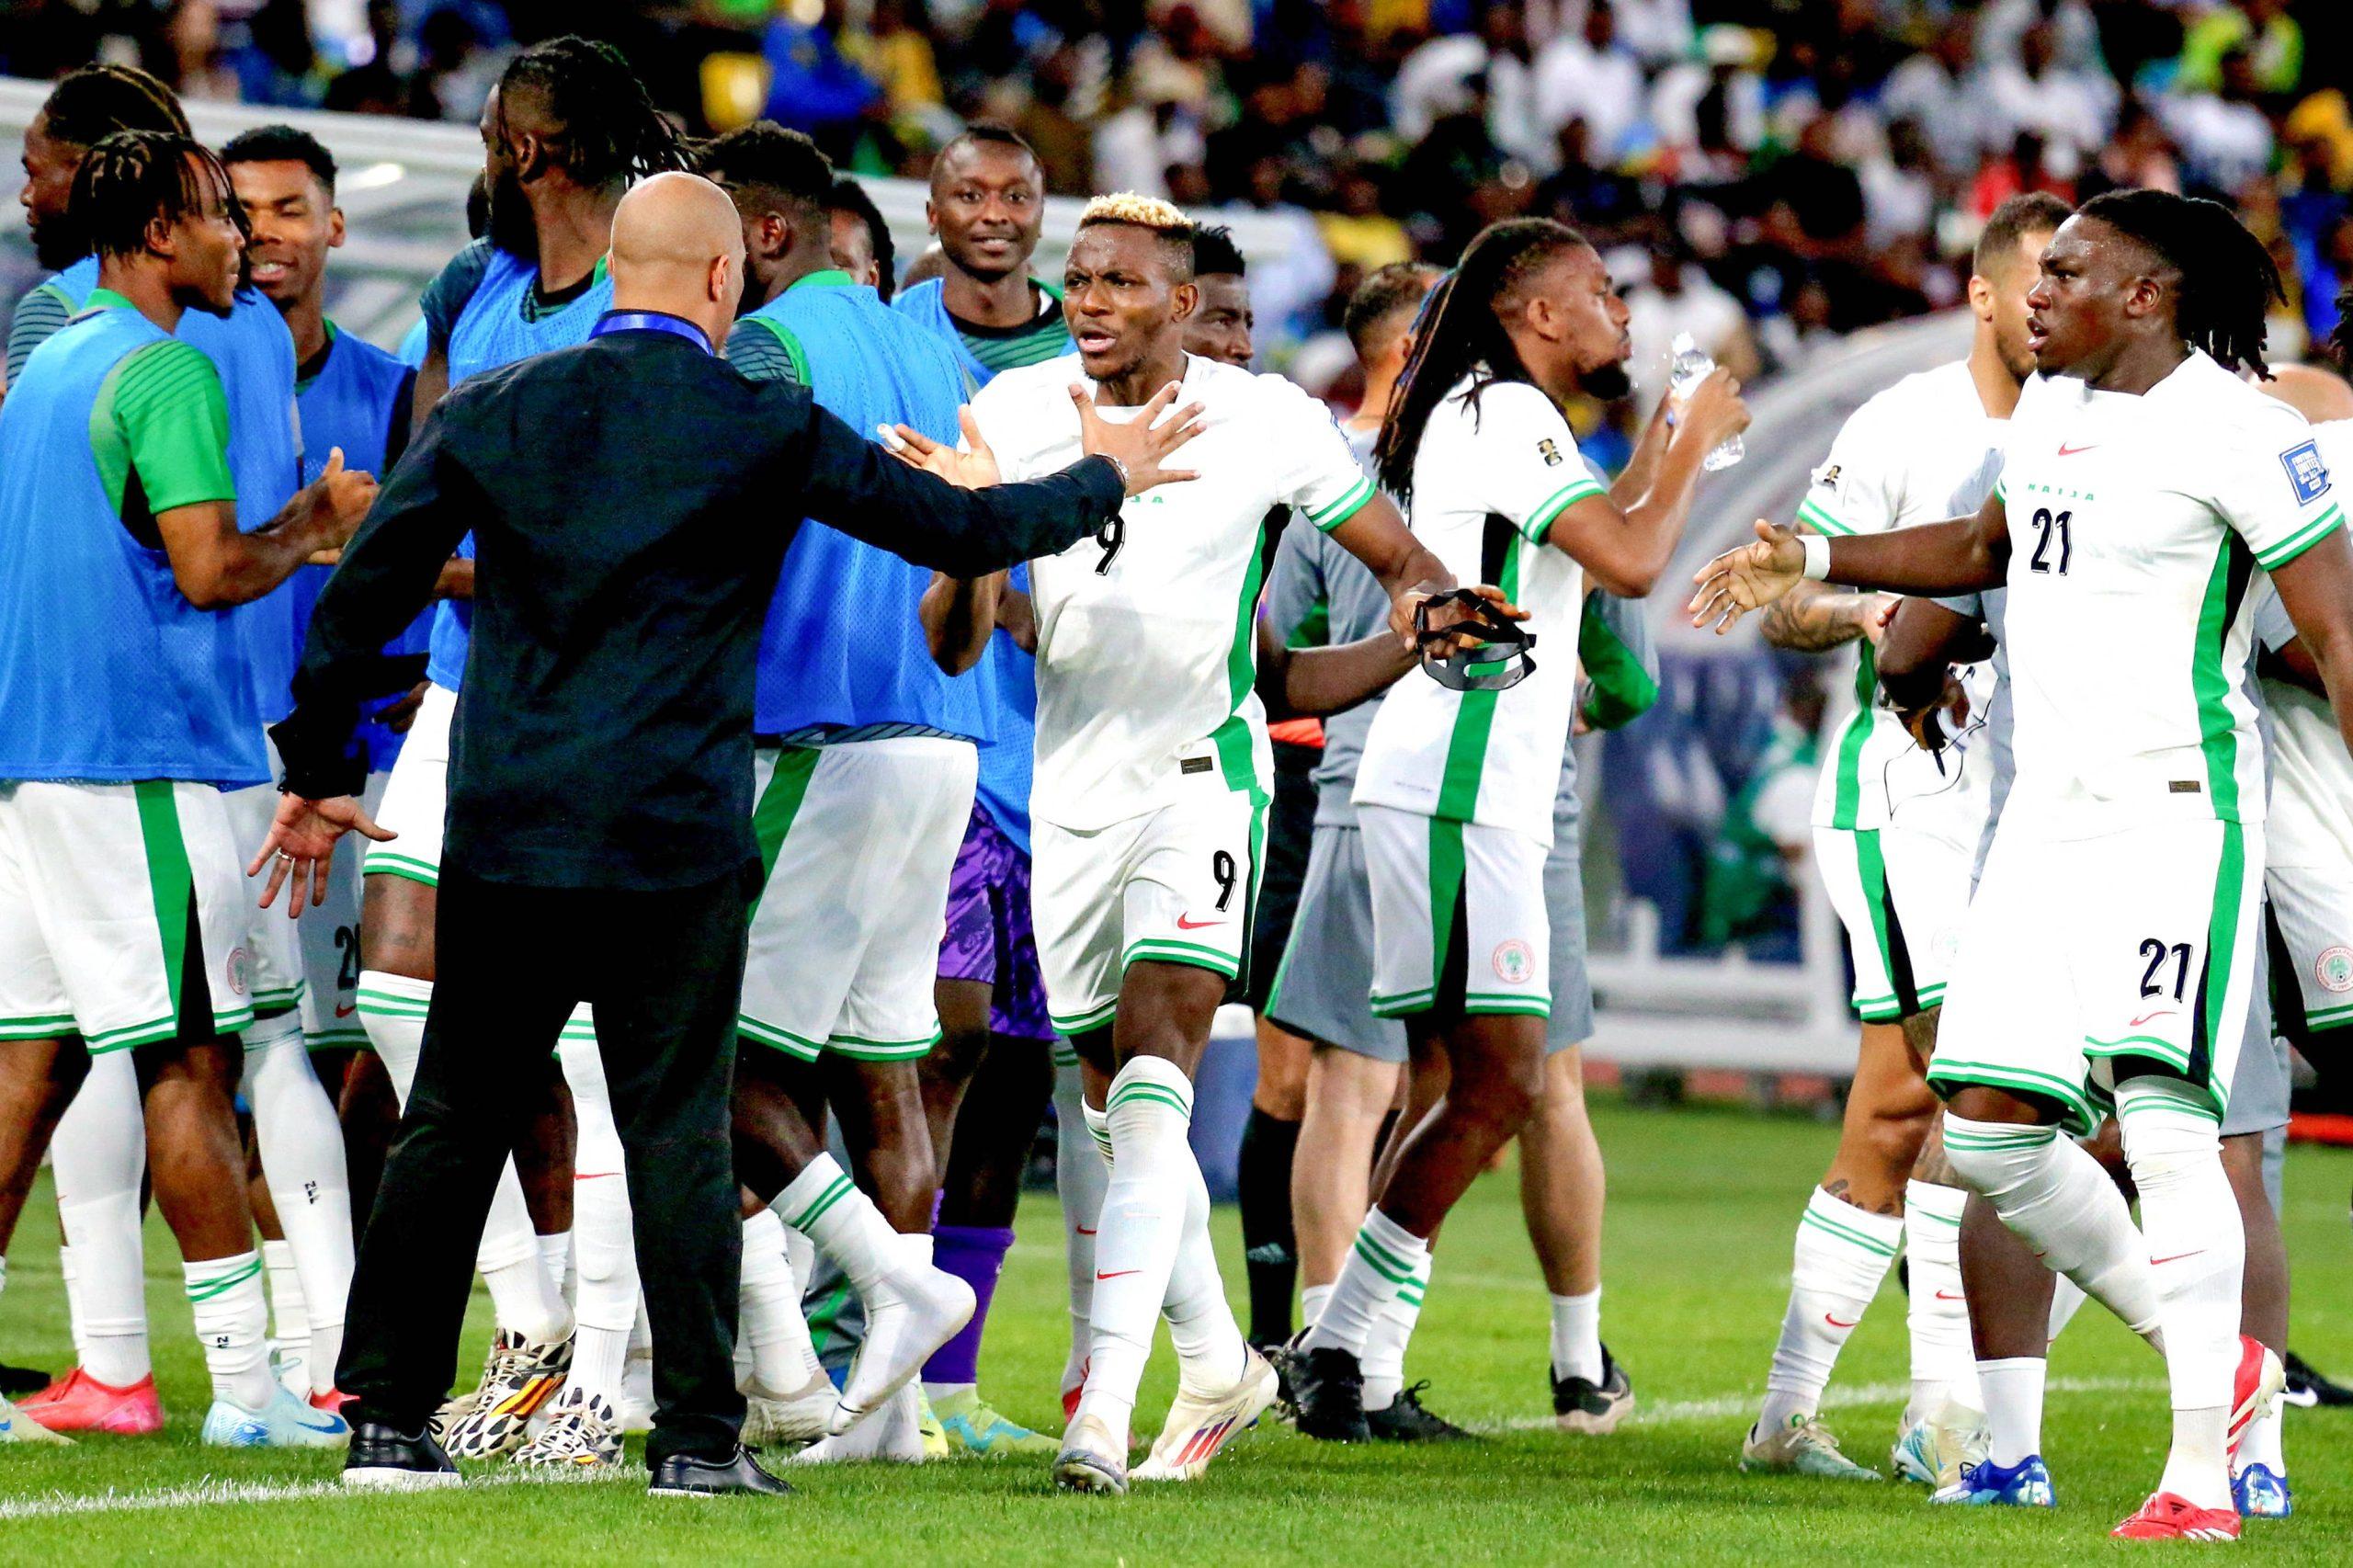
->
[360,971,573,1342]
[538,1232,574,1305]
[2048,1276,2088,1341]
[1549,1286,1602,1385]
[1074,1057,1199,1444]
[1302,1206,1428,1358]
[185,1252,276,1410]
[1301,1282,1332,1328]
[2118,1078,2241,1513]
[1978,1356,2047,1467]
[1942,1117,2162,1343]
[245,1009,354,1395]
[61,1190,150,1388]
[560,1028,637,1402]
[60,1243,83,1362]
[1161,1127,1247,1390]
[1758,1187,1901,1434]
[51,1052,150,1387]
[1903,1179,1979,1422]
[779,1153,910,1295]
[262,1238,310,1395]
[740,1208,824,1392]
[1053,1065,1107,1393]
[1361,1253,1431,1411]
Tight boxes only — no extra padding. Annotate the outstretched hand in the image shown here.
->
[1688,520,1808,635]
[247,792,395,919]
[883,408,1002,490]
[1072,381,1205,495]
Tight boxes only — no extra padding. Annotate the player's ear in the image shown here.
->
[1964,271,1994,323]
[328,206,347,250]
[1171,279,1199,323]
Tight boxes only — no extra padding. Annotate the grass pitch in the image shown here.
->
[2,1096,2348,1563]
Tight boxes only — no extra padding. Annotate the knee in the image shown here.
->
[1253,1056,1309,1120]
[1857,1098,1935,1175]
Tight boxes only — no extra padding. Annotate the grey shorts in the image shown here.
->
[1267,823,1592,1062]
[2222,929,2288,1138]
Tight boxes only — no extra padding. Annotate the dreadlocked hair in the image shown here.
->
[71,131,231,261]
[2330,283,2353,373]
[40,63,188,146]
[1376,218,1589,505]
[2076,188,2281,378]
[497,35,692,190]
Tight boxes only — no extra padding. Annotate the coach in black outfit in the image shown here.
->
[255,172,1199,1497]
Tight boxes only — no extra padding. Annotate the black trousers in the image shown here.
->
[336,864,752,1465]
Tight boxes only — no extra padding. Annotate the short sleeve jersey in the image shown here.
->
[1797,359,2007,835]
[2251,418,2353,871]
[966,352,1375,829]
[1352,375,1606,844]
[1994,352,2344,837]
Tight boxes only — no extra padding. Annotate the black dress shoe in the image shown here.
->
[343,1421,461,1489]
[649,1445,795,1498]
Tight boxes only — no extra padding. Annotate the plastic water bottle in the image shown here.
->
[1668,331,1744,472]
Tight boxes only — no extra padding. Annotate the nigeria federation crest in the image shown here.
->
[2317,945,2353,995]
[1492,939,1534,985]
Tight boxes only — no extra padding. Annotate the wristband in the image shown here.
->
[1801,532,1832,582]
[1097,452,1130,491]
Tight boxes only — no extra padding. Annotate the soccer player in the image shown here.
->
[1290,217,1746,1443]
[0,130,374,1447]
[893,126,1072,383]
[1689,189,2353,1540]
[1180,222,1312,1354]
[700,123,989,1460]
[938,192,1463,1493]
[828,173,894,299]
[358,35,694,1461]
[1266,260,1664,1438]
[10,66,344,1437]
[1738,191,2070,1485]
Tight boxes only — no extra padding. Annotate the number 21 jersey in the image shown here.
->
[1994,351,2343,837]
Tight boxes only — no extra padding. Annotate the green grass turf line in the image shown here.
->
[0,1097,2347,1562]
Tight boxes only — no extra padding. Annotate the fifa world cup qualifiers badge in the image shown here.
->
[2281,439,2331,506]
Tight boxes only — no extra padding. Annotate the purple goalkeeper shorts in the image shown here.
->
[937,804,1054,1042]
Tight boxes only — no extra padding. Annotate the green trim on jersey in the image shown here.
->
[1307,473,1377,532]
[738,313,812,385]
[1576,611,1659,730]
[362,849,440,888]
[1926,1057,2099,1136]
[2192,534,2255,822]
[2255,504,2343,571]
[1524,476,1605,545]
[1433,534,1524,820]
[749,746,823,887]
[89,337,236,518]
[1796,497,1852,536]
[1283,595,1331,651]
[4,278,76,387]
[958,279,1072,375]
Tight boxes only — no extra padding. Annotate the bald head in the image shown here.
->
[609,171,745,347]
[2260,362,2353,426]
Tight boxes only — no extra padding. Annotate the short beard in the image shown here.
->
[1581,359,1633,403]
[31,213,85,272]
[486,169,539,263]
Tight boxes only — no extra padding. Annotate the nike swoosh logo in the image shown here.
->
[2128,1010,2177,1028]
[2058,442,2097,457]
[1074,1226,1097,1235]
[1934,1290,1966,1301]
[576,1171,622,1180]
[1174,915,1225,930]
[1096,1268,1140,1280]
[1824,1313,1860,1328]
[334,1003,357,1018]
[2150,1250,2206,1267]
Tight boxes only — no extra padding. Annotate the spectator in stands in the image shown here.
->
[1620,236,1757,412]
[2177,0,2304,97]
[1980,17,2114,181]
[1879,15,1984,176]
[760,0,882,165]
[1534,0,1647,170]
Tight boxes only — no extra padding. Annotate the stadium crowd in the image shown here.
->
[6,2,2353,381]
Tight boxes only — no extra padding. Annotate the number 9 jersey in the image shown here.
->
[965,352,1377,1031]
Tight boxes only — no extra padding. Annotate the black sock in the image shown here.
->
[1237,1107,1302,1346]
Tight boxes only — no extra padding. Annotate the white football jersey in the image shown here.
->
[1995,351,2343,838]
[2252,419,2353,871]
[1798,359,2005,840]
[969,352,1376,830]
[1352,376,1605,844]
